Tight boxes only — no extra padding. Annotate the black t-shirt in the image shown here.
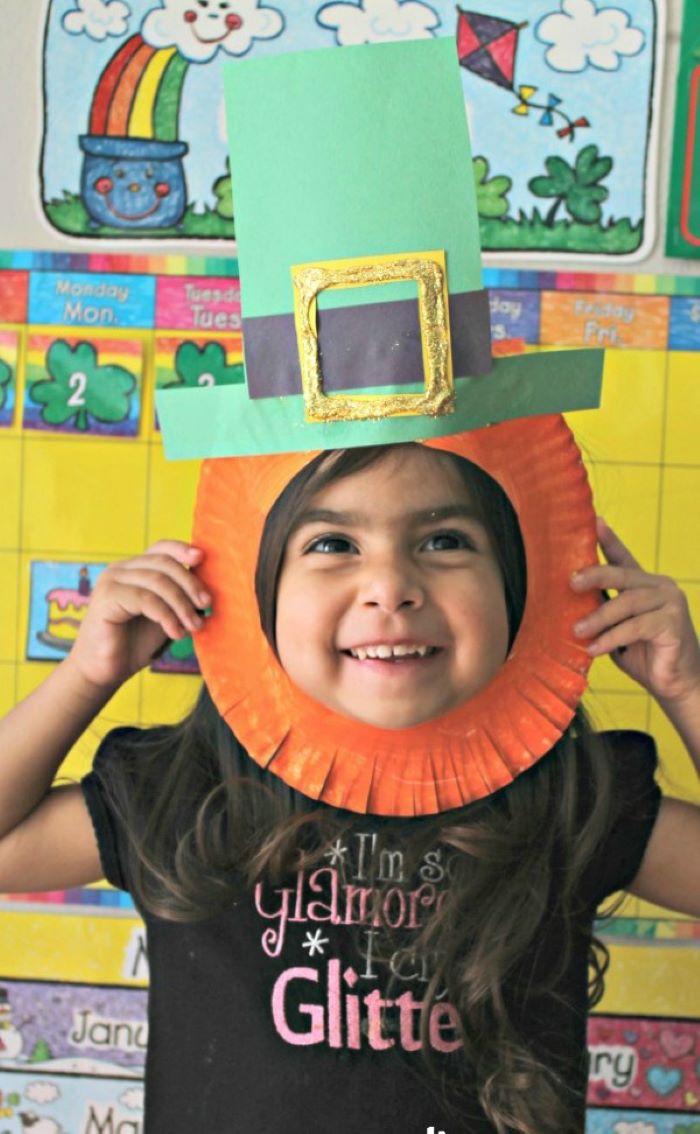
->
[82,728,661,1134]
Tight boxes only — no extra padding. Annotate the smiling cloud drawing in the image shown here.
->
[62,0,131,40]
[317,0,439,45]
[142,0,284,62]
[536,0,644,72]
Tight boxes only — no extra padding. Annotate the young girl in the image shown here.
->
[0,440,698,1134]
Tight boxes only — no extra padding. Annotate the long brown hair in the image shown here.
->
[100,444,616,1134]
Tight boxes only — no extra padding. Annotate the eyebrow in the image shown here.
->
[291,504,485,532]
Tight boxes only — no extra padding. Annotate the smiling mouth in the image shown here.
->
[104,199,162,222]
[192,26,236,44]
[342,643,441,662]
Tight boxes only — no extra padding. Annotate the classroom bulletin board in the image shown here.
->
[0,251,697,1132]
[0,0,695,1128]
[5,0,679,263]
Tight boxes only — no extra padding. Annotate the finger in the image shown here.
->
[570,562,659,594]
[596,517,642,570]
[585,612,665,656]
[101,570,206,634]
[145,540,204,566]
[573,585,666,639]
[109,567,206,630]
[112,584,201,640]
[111,556,211,611]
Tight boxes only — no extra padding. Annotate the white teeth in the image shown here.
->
[348,643,432,660]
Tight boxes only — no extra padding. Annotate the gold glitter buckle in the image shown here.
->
[291,252,454,423]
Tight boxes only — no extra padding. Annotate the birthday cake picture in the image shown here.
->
[37,566,93,652]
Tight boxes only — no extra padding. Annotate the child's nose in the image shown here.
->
[359,557,424,612]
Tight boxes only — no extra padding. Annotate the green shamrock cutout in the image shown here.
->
[30,340,136,431]
[0,357,12,411]
[171,341,245,389]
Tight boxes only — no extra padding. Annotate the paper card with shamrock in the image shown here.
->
[153,333,244,431]
[23,332,143,437]
[150,634,201,676]
[0,328,19,428]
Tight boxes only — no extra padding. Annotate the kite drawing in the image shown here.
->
[454,0,661,259]
[457,7,590,141]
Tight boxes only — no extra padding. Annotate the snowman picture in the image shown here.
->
[0,987,24,1061]
[18,1115,63,1134]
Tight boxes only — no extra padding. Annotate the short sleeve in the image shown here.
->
[81,726,140,892]
[583,730,662,907]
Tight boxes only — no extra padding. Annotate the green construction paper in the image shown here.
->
[156,348,603,460]
[224,39,482,318]
[316,277,417,315]
[666,0,700,257]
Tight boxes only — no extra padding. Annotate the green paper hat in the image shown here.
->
[156,38,603,458]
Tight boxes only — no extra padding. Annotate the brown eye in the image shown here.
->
[422,531,475,552]
[305,535,357,555]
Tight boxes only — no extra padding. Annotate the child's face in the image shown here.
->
[275,446,511,730]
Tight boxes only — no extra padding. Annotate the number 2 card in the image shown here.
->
[22,331,143,437]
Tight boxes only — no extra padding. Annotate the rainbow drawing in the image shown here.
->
[88,34,189,143]
[79,34,190,231]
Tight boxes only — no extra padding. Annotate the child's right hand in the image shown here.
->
[65,541,210,691]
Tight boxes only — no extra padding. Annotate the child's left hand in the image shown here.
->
[570,517,700,707]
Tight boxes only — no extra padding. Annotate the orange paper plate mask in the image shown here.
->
[156,39,605,816]
[191,416,599,817]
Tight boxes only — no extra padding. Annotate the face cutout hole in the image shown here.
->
[256,444,527,663]
[254,445,525,729]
